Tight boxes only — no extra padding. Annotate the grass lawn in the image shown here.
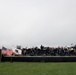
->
[0,62,76,75]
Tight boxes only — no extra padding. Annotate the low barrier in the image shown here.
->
[2,56,76,62]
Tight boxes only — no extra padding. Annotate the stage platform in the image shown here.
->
[2,56,76,62]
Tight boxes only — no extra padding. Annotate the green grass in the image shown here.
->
[0,62,76,75]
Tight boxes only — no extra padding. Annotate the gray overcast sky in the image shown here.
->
[0,0,76,48]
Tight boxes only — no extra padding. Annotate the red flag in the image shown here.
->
[2,50,7,55]
[6,49,13,56]
[2,48,13,56]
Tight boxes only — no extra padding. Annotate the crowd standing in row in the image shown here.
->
[1,45,76,56]
[21,45,76,56]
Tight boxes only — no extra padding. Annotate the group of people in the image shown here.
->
[1,45,76,56]
[21,45,76,56]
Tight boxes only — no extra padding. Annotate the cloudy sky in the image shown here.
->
[0,0,76,48]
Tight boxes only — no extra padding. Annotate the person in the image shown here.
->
[0,49,2,62]
[40,45,44,55]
